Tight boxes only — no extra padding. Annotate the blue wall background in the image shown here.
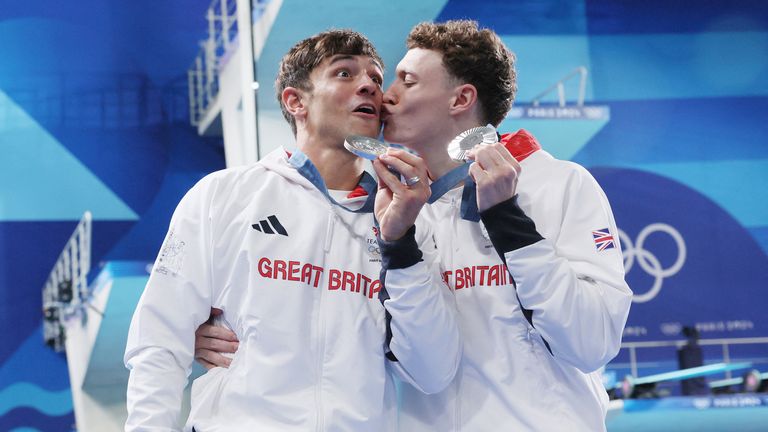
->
[438,0,768,370]
[0,0,766,429]
[0,1,225,429]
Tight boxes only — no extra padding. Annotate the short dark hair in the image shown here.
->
[406,20,516,127]
[276,29,384,135]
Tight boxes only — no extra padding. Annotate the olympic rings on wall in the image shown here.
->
[618,223,686,303]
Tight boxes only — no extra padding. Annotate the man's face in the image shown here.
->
[303,54,383,143]
[382,48,456,152]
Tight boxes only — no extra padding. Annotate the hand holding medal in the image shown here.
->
[345,135,430,241]
[446,125,498,162]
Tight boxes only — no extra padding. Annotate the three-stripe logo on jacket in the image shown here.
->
[252,215,288,236]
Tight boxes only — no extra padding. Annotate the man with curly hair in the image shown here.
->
[375,20,631,431]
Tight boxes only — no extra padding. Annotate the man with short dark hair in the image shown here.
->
[124,29,460,431]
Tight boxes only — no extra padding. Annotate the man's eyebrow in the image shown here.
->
[328,55,356,65]
[368,58,384,73]
[327,54,383,75]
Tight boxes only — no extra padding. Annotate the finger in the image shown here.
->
[195,349,233,368]
[473,145,504,171]
[197,323,239,341]
[371,160,389,189]
[378,154,419,179]
[383,148,424,168]
[373,159,407,195]
[206,336,239,353]
[196,357,217,370]
[466,143,493,162]
[380,152,430,190]
[197,323,239,342]
[468,161,488,184]
[490,143,521,175]
[491,142,515,165]
[196,331,239,351]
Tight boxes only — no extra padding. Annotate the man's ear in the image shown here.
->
[282,87,308,121]
[449,83,478,116]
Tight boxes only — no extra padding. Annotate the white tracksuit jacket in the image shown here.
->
[124,148,460,432]
[398,130,632,431]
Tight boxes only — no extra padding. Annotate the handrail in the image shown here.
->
[188,0,240,126]
[2,73,188,128]
[530,66,588,107]
[188,0,272,127]
[616,337,768,380]
[622,337,768,349]
[42,211,92,352]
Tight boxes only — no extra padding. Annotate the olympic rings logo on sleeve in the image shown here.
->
[618,223,686,303]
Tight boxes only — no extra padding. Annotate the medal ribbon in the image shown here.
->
[427,162,480,221]
[429,130,541,222]
[288,150,376,213]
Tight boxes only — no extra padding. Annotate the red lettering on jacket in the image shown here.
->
[442,270,452,287]
[305,264,323,288]
[455,268,464,290]
[488,265,500,286]
[445,264,511,290]
[274,260,287,280]
[258,257,323,288]
[360,274,371,294]
[329,269,342,290]
[477,265,489,285]
[258,257,272,278]
[288,260,301,282]
[257,258,379,300]
[342,271,356,291]
[369,280,381,299]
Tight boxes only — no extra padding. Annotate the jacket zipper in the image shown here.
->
[449,194,462,432]
[315,210,336,431]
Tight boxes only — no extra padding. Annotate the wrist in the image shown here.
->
[377,225,422,269]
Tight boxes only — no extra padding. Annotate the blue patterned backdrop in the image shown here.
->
[1,0,766,429]
[0,1,224,429]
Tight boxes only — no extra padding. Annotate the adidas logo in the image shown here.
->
[252,215,288,236]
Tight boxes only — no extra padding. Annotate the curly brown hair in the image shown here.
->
[406,20,516,127]
[276,29,384,135]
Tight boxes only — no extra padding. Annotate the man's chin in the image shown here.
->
[348,124,381,139]
[382,128,400,144]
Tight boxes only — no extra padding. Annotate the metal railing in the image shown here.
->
[617,337,768,380]
[188,0,272,126]
[42,211,92,352]
[1,73,189,129]
[188,0,239,126]
[530,66,588,107]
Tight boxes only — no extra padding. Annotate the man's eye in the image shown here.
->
[372,77,383,85]
[337,70,351,78]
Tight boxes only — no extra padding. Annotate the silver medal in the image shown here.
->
[446,126,498,162]
[344,135,389,160]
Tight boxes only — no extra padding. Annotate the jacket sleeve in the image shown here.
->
[124,175,219,431]
[377,223,461,395]
[480,167,632,373]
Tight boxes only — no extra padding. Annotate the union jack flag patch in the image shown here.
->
[592,228,615,251]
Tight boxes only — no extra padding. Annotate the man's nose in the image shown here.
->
[358,76,379,95]
[382,88,397,105]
